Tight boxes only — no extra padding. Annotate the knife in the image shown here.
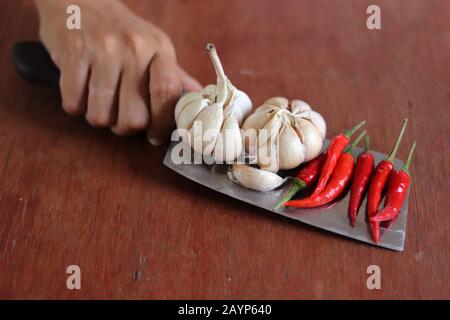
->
[163,141,408,251]
[13,41,60,88]
[13,41,410,251]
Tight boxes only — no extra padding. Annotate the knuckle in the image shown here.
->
[86,113,112,127]
[151,80,181,102]
[124,33,152,64]
[62,101,83,116]
[60,36,85,59]
[69,36,85,54]
[111,126,129,136]
[98,33,119,54]
[127,114,149,131]
[55,48,85,67]
[126,33,148,53]
[153,32,173,51]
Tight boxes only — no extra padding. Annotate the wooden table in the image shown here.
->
[1,0,449,299]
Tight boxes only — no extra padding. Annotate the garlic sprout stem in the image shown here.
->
[206,43,227,83]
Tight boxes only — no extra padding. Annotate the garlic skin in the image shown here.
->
[242,97,326,172]
[174,44,252,163]
[228,163,287,192]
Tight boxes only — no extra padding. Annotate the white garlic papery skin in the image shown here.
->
[242,97,326,172]
[174,43,252,163]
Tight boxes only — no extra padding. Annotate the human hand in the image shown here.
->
[35,0,202,145]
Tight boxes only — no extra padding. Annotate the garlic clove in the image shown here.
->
[174,92,204,123]
[176,99,209,130]
[254,104,279,115]
[257,111,282,148]
[242,109,273,132]
[294,118,323,161]
[202,84,217,99]
[229,90,253,126]
[290,99,311,115]
[213,115,243,163]
[296,111,327,139]
[257,135,279,173]
[242,111,274,152]
[264,97,289,108]
[190,103,224,156]
[228,163,286,192]
[278,124,306,170]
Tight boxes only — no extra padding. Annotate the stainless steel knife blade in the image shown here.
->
[163,141,409,251]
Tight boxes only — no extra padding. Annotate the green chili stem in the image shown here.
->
[274,178,307,210]
[344,120,366,138]
[364,135,370,152]
[387,119,408,162]
[345,131,367,154]
[402,142,416,174]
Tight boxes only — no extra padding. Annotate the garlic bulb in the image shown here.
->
[174,43,252,163]
[228,163,287,192]
[242,97,326,172]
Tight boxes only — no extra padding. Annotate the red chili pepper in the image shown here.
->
[311,120,366,198]
[297,153,326,186]
[348,136,374,226]
[371,142,415,224]
[367,119,408,243]
[284,131,366,208]
[273,153,325,209]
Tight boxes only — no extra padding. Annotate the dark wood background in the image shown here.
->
[0,0,449,299]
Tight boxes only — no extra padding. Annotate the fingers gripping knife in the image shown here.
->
[12,41,410,251]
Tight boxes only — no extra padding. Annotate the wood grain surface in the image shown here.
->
[0,0,449,299]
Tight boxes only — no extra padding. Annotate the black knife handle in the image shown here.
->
[13,41,60,88]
